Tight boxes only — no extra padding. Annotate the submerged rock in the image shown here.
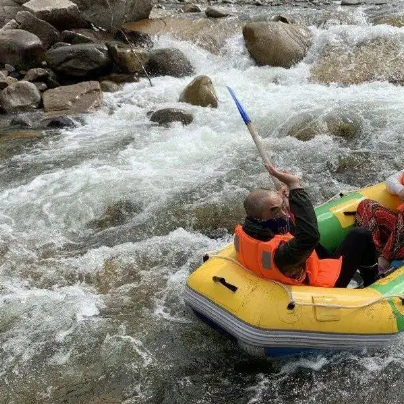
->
[146,48,194,78]
[149,108,193,126]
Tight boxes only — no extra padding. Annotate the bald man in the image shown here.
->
[234,165,378,287]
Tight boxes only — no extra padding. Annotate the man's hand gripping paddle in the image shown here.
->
[227,86,281,189]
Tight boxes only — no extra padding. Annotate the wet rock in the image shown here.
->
[40,114,77,127]
[205,6,231,18]
[6,76,18,86]
[0,71,7,90]
[311,37,404,85]
[150,108,193,126]
[99,73,139,83]
[88,200,142,230]
[372,13,404,27]
[0,0,22,28]
[288,122,317,141]
[44,43,112,77]
[10,114,35,127]
[0,29,44,70]
[100,80,122,92]
[0,19,19,30]
[34,81,47,91]
[15,11,60,49]
[24,67,60,88]
[49,41,71,50]
[23,0,88,30]
[61,29,95,44]
[70,0,153,33]
[146,48,194,78]
[341,0,362,4]
[326,117,359,140]
[179,75,218,108]
[0,80,41,112]
[115,27,153,49]
[107,43,149,74]
[243,21,312,68]
[181,3,202,12]
[42,81,102,113]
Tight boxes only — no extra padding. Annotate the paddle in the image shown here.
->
[227,86,280,189]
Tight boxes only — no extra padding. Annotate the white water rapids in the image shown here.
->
[1,6,404,403]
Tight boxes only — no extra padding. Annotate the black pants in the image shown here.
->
[316,227,378,288]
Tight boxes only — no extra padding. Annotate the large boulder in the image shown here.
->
[23,0,88,30]
[146,48,194,78]
[179,75,218,108]
[15,11,60,49]
[243,21,312,68]
[0,80,42,112]
[71,0,152,33]
[0,29,44,69]
[0,0,22,28]
[42,81,102,113]
[311,37,404,85]
[44,43,111,77]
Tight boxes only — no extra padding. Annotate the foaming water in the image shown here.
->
[1,14,404,404]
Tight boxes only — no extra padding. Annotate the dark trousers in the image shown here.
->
[334,227,378,287]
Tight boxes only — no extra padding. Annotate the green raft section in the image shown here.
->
[315,189,404,331]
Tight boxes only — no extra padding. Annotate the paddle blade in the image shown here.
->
[227,86,251,124]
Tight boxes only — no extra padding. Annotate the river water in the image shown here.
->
[1,2,404,403]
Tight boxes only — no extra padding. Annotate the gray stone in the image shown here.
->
[0,80,42,112]
[150,108,193,126]
[23,0,88,30]
[15,11,60,49]
[100,80,122,92]
[0,29,44,70]
[0,18,19,29]
[181,4,202,12]
[61,30,95,44]
[146,48,194,78]
[45,43,111,77]
[0,71,8,90]
[42,81,102,113]
[34,81,47,91]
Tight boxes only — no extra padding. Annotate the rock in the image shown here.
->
[4,64,15,72]
[6,76,18,85]
[0,19,19,30]
[23,0,88,30]
[0,71,8,90]
[41,114,77,127]
[10,114,35,127]
[205,7,231,18]
[23,67,49,81]
[15,11,60,49]
[0,80,42,112]
[61,29,95,44]
[44,43,112,77]
[311,37,404,85]
[70,0,153,33]
[115,27,153,49]
[181,4,202,12]
[373,14,404,27]
[100,80,121,92]
[0,0,22,28]
[243,21,312,68]
[146,48,193,78]
[98,73,139,83]
[49,41,71,50]
[326,117,359,140]
[150,108,193,126]
[179,75,218,108]
[42,80,102,113]
[34,81,47,91]
[341,0,361,4]
[107,43,149,74]
[0,29,44,70]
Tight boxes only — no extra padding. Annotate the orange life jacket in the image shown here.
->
[234,225,342,287]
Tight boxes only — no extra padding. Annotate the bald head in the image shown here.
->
[244,189,283,220]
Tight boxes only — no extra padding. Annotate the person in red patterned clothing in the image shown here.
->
[355,169,404,274]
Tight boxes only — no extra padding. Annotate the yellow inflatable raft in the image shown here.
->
[184,183,404,357]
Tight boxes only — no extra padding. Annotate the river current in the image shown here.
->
[1,2,404,403]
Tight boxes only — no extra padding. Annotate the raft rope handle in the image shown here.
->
[206,255,404,310]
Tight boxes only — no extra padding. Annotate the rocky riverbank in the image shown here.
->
[0,0,403,143]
